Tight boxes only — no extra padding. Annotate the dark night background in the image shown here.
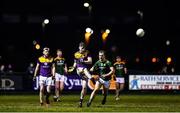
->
[0,0,179,73]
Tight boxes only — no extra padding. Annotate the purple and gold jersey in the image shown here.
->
[74,50,91,68]
[37,56,53,77]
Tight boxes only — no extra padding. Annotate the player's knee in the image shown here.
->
[47,89,51,93]
[60,87,64,91]
[40,87,44,91]
[40,88,44,92]
[82,87,87,91]
[56,87,60,90]
[93,88,99,93]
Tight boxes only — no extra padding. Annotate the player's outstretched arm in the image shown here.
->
[52,63,55,79]
[102,67,114,78]
[33,63,39,81]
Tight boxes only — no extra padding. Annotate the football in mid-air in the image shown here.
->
[136,28,145,37]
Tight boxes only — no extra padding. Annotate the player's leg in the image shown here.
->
[79,79,87,107]
[54,81,60,101]
[45,77,53,106]
[59,75,65,101]
[116,83,124,100]
[39,76,45,106]
[87,81,101,107]
[119,77,125,91]
[101,81,110,105]
[117,77,125,100]
[54,73,60,102]
[115,82,120,100]
[46,85,51,107]
[84,68,96,84]
[39,83,45,105]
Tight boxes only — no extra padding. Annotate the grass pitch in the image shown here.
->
[0,93,180,112]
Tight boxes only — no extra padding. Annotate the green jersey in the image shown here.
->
[54,57,66,75]
[93,60,113,81]
[114,61,126,77]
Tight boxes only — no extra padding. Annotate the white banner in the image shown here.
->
[129,75,180,90]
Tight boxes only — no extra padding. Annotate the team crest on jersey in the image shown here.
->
[44,62,48,65]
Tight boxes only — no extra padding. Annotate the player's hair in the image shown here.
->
[57,49,62,52]
[99,50,106,55]
[79,42,86,48]
[116,56,121,59]
[43,47,50,51]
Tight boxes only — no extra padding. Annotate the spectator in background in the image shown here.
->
[0,64,6,74]
[161,62,175,74]
[6,64,13,74]
[26,62,35,90]
[27,62,35,75]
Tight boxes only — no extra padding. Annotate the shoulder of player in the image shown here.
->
[38,56,53,62]
[96,60,101,63]
[106,60,112,64]
[120,61,126,64]
[54,57,65,61]
[74,51,80,56]
[74,51,79,54]
[114,61,124,65]
[114,62,119,65]
[38,56,44,59]
[38,56,44,61]
[93,60,100,66]
[114,61,125,65]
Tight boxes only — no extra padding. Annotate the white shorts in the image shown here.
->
[97,78,110,89]
[116,77,125,83]
[55,73,66,82]
[76,67,91,80]
[39,75,53,86]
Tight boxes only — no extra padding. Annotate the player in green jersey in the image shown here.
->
[87,50,114,107]
[53,49,68,102]
[114,56,127,100]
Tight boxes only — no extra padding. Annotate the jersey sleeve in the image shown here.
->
[92,61,99,70]
[107,60,113,67]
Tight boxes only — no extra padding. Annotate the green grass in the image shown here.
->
[0,93,180,112]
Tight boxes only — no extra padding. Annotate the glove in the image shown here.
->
[68,67,75,73]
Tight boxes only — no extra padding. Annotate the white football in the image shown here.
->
[136,28,145,37]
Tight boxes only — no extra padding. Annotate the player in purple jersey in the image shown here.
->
[33,47,55,107]
[68,42,93,107]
